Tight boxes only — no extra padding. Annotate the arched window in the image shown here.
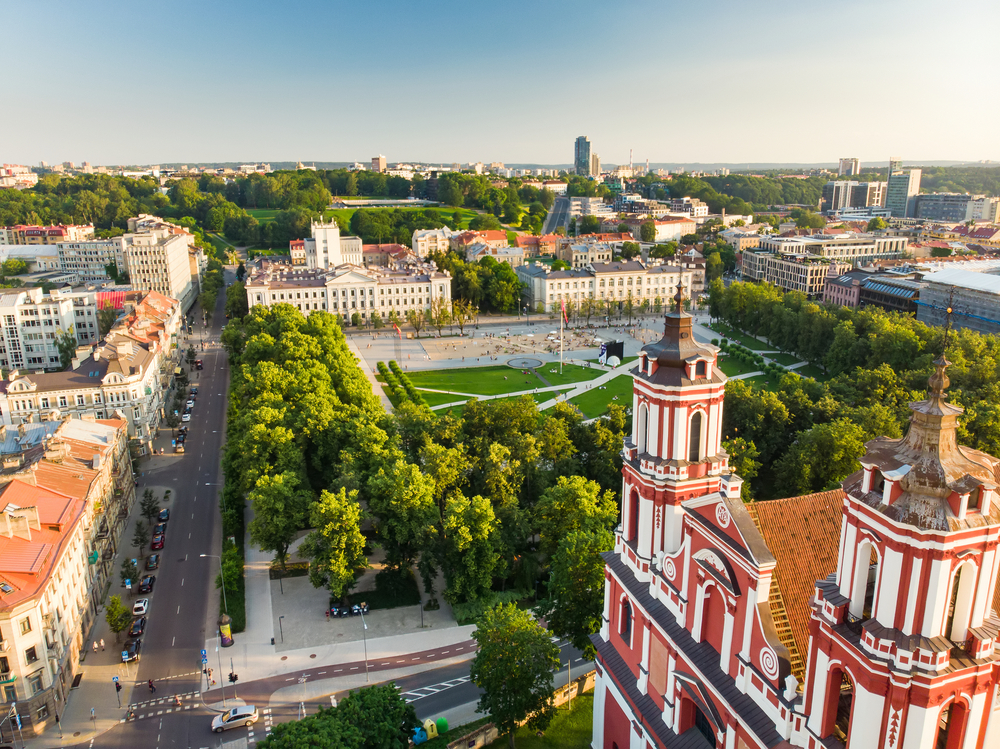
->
[821,668,855,743]
[849,541,879,621]
[946,563,977,642]
[628,490,640,544]
[935,700,968,749]
[637,403,648,453]
[619,598,633,645]
[688,412,703,463]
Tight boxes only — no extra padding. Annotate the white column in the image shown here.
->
[963,691,989,749]
[636,620,651,695]
[806,649,830,736]
[663,651,677,729]
[740,583,758,660]
[672,405,687,461]
[648,402,660,459]
[902,557,923,634]
[846,682,885,749]
[592,671,607,749]
[900,703,938,749]
[876,547,904,628]
[719,600,735,675]
[922,557,951,638]
[600,575,612,641]
[691,578,706,642]
[973,548,996,627]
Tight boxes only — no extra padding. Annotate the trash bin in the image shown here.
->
[435,717,448,734]
[423,719,439,739]
[412,726,428,745]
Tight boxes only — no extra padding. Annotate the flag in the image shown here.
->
[392,323,402,339]
[560,299,568,324]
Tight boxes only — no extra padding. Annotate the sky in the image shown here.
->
[4,0,999,166]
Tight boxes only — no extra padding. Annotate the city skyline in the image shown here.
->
[3,0,999,165]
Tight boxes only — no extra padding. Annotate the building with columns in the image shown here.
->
[590,293,1000,749]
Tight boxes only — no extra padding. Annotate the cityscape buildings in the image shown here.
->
[886,167,922,218]
[915,268,1000,335]
[838,157,860,176]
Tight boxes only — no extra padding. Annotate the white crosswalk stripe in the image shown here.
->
[400,676,471,703]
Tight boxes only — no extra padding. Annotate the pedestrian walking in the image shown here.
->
[148,679,156,693]
[100,638,105,651]
[92,641,98,654]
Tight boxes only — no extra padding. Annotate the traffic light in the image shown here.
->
[115,682,122,693]
[228,673,238,684]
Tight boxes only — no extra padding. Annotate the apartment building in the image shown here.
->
[574,136,592,176]
[820,181,885,213]
[838,157,859,176]
[0,288,101,372]
[0,417,135,737]
[371,155,386,173]
[245,263,452,323]
[123,231,194,308]
[0,225,95,245]
[465,243,525,268]
[362,244,412,267]
[449,230,508,252]
[668,197,709,218]
[295,220,363,269]
[516,260,693,312]
[556,242,613,268]
[719,228,762,253]
[885,168,922,217]
[0,165,38,189]
[514,234,560,257]
[0,291,182,449]
[916,268,1000,335]
[568,197,614,219]
[758,232,909,262]
[743,251,851,296]
[914,193,1000,223]
[411,227,457,257]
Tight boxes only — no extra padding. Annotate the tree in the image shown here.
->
[452,299,473,336]
[351,312,362,327]
[186,346,197,366]
[534,475,618,555]
[579,215,601,235]
[470,603,561,749]
[105,595,132,643]
[619,241,640,260]
[236,262,246,281]
[98,301,118,338]
[623,291,636,326]
[131,520,149,558]
[140,488,160,526]
[334,683,420,749]
[120,558,139,589]
[441,493,501,604]
[367,460,438,571]
[225,282,249,319]
[300,488,368,599]
[639,221,656,243]
[247,471,313,569]
[405,308,428,337]
[866,217,888,231]
[774,418,867,495]
[537,528,613,658]
[370,311,384,329]
[56,327,77,370]
[722,437,760,501]
[706,252,724,282]
[429,296,451,335]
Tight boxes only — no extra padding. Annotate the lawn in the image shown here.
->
[768,352,803,366]
[484,694,593,749]
[717,357,760,377]
[709,324,769,351]
[404,366,545,396]
[743,374,780,392]
[794,363,831,382]
[567,374,634,419]
[420,390,470,407]
[246,208,282,223]
[533,363,605,387]
[319,205,484,232]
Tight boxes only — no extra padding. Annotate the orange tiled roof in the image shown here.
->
[750,490,845,673]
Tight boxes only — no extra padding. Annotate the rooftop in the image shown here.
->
[921,268,1000,295]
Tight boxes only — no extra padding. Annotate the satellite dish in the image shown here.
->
[607,355,621,366]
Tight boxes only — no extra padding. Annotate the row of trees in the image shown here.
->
[708,280,1000,498]
[430,252,524,313]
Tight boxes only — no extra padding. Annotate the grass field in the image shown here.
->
[245,208,282,223]
[710,324,769,351]
[742,374,780,392]
[534,363,605,387]
[404,366,546,395]
[485,694,593,749]
[321,205,484,232]
[768,352,803,366]
[717,357,760,377]
[795,363,831,381]
[568,374,634,419]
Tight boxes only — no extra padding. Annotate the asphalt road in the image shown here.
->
[543,196,569,234]
[86,642,588,748]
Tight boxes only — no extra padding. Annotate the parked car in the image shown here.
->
[151,534,164,550]
[132,598,149,616]
[145,554,160,570]
[154,523,167,536]
[186,400,195,409]
[122,639,142,663]
[158,508,170,522]
[128,617,146,637]
[211,706,259,733]
[181,414,191,423]
[190,387,199,395]
[138,575,155,593]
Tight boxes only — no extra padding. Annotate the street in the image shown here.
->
[542,195,569,235]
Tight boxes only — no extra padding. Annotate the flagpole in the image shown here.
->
[560,302,564,375]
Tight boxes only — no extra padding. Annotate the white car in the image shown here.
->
[132,598,149,616]
[181,414,191,423]
[212,705,259,733]
[186,400,195,408]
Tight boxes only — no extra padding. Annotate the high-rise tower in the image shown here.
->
[575,136,592,176]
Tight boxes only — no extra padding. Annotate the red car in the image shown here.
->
[151,534,164,550]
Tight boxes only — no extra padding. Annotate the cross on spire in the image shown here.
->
[673,281,686,314]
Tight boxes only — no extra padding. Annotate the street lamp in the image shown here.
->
[200,554,229,616]
[278,616,285,643]
[359,609,369,682]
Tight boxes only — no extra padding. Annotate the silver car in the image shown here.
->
[211,705,259,733]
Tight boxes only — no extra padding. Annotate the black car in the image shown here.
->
[122,639,142,663]
[145,554,160,570]
[138,575,155,594]
[154,523,167,536]
[190,387,199,395]
[128,617,146,637]
[177,434,186,444]
[158,508,170,522]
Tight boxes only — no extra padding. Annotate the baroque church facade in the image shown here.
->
[591,291,1000,749]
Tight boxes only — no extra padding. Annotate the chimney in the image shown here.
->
[7,513,32,541]
[93,453,102,470]
[93,349,101,361]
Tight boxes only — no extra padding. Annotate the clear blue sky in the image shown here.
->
[5,0,998,166]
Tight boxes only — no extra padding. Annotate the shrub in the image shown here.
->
[452,589,532,626]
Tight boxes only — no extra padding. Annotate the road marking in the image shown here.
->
[192,513,194,519]
[441,650,449,654]
[177,605,181,614]
[334,669,342,673]
[318,671,326,674]
[285,678,294,681]
[189,532,191,539]
[171,637,175,646]
[350,666,358,670]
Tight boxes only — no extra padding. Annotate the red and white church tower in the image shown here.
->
[591,292,1000,749]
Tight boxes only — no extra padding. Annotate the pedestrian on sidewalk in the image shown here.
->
[92,641,98,654]
[100,638,105,651]
[148,679,156,693]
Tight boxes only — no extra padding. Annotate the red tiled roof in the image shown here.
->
[751,490,845,672]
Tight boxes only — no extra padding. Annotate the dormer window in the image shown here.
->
[695,361,707,378]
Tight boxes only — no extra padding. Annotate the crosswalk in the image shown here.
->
[399,676,471,703]
[124,691,200,721]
